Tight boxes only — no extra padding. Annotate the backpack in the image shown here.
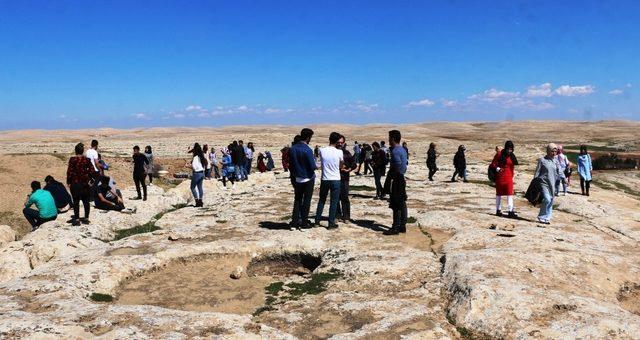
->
[488,164,497,182]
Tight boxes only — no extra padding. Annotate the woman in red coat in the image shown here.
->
[490,140,518,218]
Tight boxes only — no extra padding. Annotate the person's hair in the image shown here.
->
[31,181,41,191]
[501,141,518,165]
[300,128,314,142]
[381,141,385,146]
[580,144,588,154]
[329,132,341,144]
[203,144,209,153]
[372,141,380,148]
[74,143,84,155]
[238,140,244,145]
[429,142,436,150]
[133,145,140,151]
[389,130,401,143]
[44,175,54,183]
[91,140,99,148]
[293,135,301,145]
[248,142,255,152]
[190,143,208,167]
[145,145,152,153]
[100,176,110,187]
[458,145,465,152]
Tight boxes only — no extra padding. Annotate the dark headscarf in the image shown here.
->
[500,140,518,165]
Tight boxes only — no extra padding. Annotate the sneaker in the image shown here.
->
[383,227,400,235]
[327,223,339,230]
[496,210,503,217]
[537,217,550,224]
[71,220,80,226]
[507,211,518,219]
[80,218,90,225]
[143,197,147,201]
[131,196,142,200]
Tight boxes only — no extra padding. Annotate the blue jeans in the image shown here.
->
[538,186,554,221]
[315,180,341,225]
[191,171,205,199]
[293,179,315,226]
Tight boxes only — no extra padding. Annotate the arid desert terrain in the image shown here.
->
[0,121,639,339]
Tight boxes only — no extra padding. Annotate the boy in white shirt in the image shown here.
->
[314,132,344,229]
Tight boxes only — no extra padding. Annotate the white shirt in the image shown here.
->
[192,156,204,172]
[319,146,343,181]
[204,151,212,169]
[85,148,99,171]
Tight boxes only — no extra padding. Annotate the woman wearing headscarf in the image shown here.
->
[144,145,154,184]
[534,143,558,224]
[577,145,593,196]
[554,145,570,196]
[490,141,519,217]
[265,151,275,171]
[257,153,267,173]
[451,145,468,182]
[426,142,438,181]
[187,143,207,207]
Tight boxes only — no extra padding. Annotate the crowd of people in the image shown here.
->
[22,132,596,232]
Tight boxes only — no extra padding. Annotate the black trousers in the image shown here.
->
[428,165,437,180]
[70,183,90,220]
[336,179,350,220]
[23,208,56,230]
[148,173,153,183]
[389,173,407,230]
[373,168,384,198]
[133,172,147,199]
[292,179,315,226]
[580,177,591,195]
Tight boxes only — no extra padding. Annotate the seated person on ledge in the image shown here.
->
[23,181,58,231]
[43,175,72,213]
[94,176,125,211]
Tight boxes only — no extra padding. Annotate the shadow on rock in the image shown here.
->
[259,221,291,230]
[351,219,389,233]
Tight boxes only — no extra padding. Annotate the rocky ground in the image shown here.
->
[0,121,639,339]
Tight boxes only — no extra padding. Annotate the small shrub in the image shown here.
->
[89,293,113,302]
[349,185,376,192]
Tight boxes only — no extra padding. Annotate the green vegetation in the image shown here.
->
[286,270,342,296]
[216,220,228,224]
[113,203,188,241]
[564,144,625,152]
[563,151,579,165]
[349,185,376,191]
[265,281,284,295]
[279,215,291,221]
[89,293,113,302]
[407,216,417,224]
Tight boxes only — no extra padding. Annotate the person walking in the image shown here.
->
[490,141,519,218]
[281,146,291,172]
[23,181,58,231]
[451,145,468,182]
[144,146,154,184]
[383,130,408,235]
[132,145,149,201]
[188,143,207,207]
[371,142,387,199]
[337,135,357,222]
[314,132,344,229]
[534,143,558,224]
[67,143,93,226]
[554,145,570,196]
[577,145,593,196]
[203,144,213,179]
[363,144,373,175]
[289,128,317,230]
[427,143,439,181]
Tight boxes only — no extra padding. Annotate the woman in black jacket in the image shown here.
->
[451,145,468,182]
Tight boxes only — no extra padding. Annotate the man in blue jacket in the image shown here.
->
[289,128,317,230]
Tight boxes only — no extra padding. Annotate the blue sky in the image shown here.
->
[1,0,638,129]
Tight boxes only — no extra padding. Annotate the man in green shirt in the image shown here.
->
[23,181,58,231]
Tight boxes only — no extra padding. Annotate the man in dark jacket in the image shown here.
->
[289,128,317,230]
[43,175,72,212]
[451,145,468,182]
[336,135,357,222]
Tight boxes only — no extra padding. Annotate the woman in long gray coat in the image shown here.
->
[534,143,558,224]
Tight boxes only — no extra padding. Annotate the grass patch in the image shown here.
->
[113,203,187,241]
[407,216,417,224]
[349,185,376,192]
[286,269,342,296]
[216,220,228,224]
[564,144,625,152]
[89,293,113,302]
[279,215,291,221]
[265,281,284,295]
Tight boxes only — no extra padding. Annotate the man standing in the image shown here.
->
[132,145,149,201]
[384,130,408,235]
[337,135,357,222]
[86,139,102,177]
[289,128,317,230]
[23,181,58,231]
[314,132,344,229]
[371,142,387,200]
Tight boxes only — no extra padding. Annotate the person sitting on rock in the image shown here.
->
[95,176,125,211]
[23,181,58,231]
[43,175,72,213]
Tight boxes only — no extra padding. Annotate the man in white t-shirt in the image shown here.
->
[314,132,344,229]
[85,139,102,176]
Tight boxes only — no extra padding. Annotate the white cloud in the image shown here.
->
[172,113,186,119]
[349,102,379,112]
[59,114,67,119]
[185,105,204,112]
[264,108,282,114]
[133,113,148,119]
[554,85,595,96]
[468,88,520,102]
[468,88,553,110]
[626,83,632,88]
[609,89,623,95]
[236,105,249,112]
[526,83,553,97]
[405,99,435,108]
[440,100,457,107]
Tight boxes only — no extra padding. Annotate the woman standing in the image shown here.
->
[265,151,275,171]
[188,143,207,207]
[577,145,593,196]
[144,145,154,184]
[534,143,558,224]
[491,141,519,217]
[203,144,213,180]
[66,143,93,226]
[426,143,438,181]
[451,145,468,182]
[371,142,386,199]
